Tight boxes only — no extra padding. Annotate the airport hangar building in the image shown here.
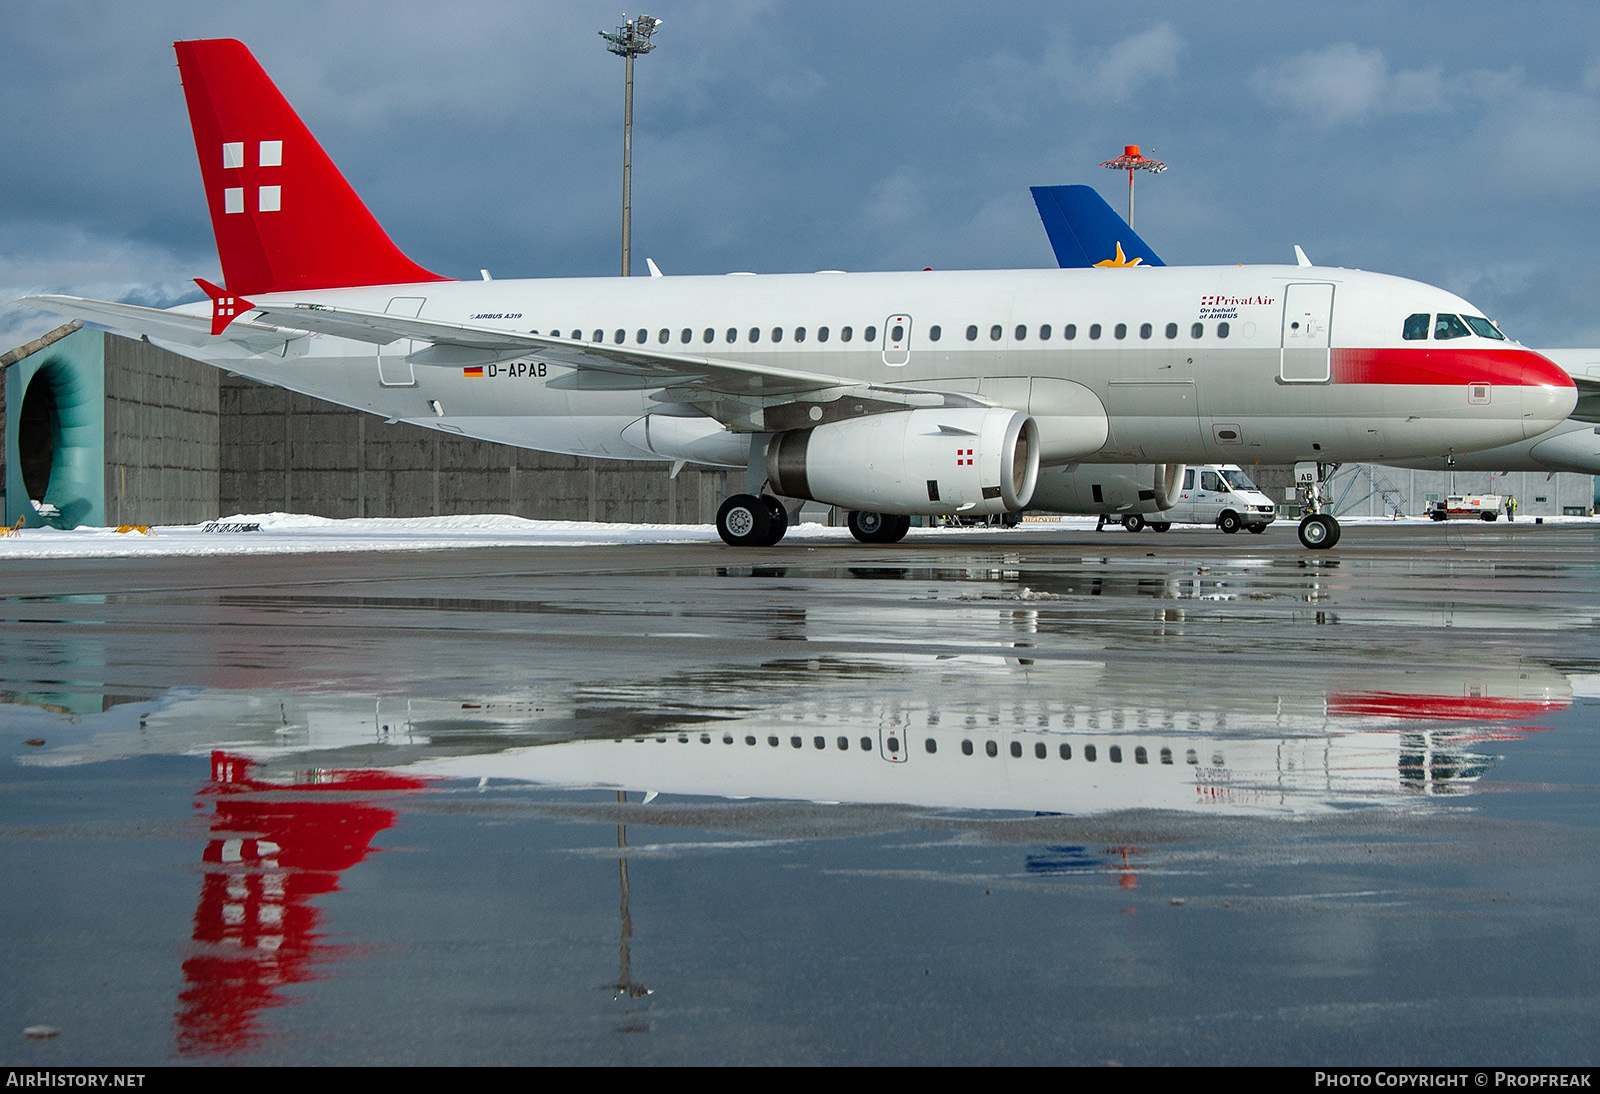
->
[3,323,1596,530]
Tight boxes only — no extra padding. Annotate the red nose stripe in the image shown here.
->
[1327,692,1569,721]
[1331,347,1573,388]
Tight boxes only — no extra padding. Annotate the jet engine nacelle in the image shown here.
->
[767,407,1039,516]
[1028,462,1185,515]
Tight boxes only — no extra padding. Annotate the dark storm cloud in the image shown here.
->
[6,0,1600,346]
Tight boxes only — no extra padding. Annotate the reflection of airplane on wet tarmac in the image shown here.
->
[19,40,1576,551]
[18,655,1570,818]
[1029,184,1600,499]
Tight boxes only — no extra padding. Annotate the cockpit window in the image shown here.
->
[1463,315,1507,340]
[1403,313,1430,340]
[1221,469,1259,491]
[1434,313,1472,340]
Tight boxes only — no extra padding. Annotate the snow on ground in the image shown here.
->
[0,512,1018,559]
[0,512,1591,560]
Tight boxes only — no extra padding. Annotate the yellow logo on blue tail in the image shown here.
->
[1093,241,1143,268]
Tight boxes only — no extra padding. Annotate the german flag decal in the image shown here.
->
[463,366,484,378]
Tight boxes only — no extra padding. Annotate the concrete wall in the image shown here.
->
[104,335,220,526]
[217,371,734,524]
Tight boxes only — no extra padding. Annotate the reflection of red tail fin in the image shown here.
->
[173,39,448,296]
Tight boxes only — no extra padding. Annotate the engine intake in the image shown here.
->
[767,407,1038,515]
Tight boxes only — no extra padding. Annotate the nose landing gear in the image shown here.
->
[1294,462,1342,549]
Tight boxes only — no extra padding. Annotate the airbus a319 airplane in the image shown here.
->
[22,40,1578,549]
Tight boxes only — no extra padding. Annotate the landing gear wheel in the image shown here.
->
[1122,514,1146,533]
[848,510,911,544]
[717,494,772,547]
[1149,521,1171,532]
[1218,511,1242,534]
[1247,523,1267,534]
[1297,513,1341,549]
[760,496,789,546]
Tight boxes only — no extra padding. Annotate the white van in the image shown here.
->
[1122,465,1278,534]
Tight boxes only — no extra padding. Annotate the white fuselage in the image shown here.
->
[163,264,1576,472]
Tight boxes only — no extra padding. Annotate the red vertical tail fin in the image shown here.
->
[174,39,448,296]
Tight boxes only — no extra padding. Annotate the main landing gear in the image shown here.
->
[1294,461,1342,550]
[716,494,789,547]
[847,510,911,544]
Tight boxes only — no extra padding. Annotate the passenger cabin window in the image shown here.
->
[1403,313,1430,340]
[636,328,648,344]
[1064,324,1077,340]
[1039,324,1051,339]
[771,327,784,342]
[795,327,806,342]
[891,324,904,341]
[659,328,670,344]
[990,324,1003,341]
[966,325,979,341]
[1434,313,1471,340]
[929,325,941,341]
[841,326,854,342]
[680,328,692,344]
[818,326,830,342]
[1139,323,1152,339]
[615,329,626,343]
[749,327,761,342]
[864,326,877,341]
[593,329,603,342]
[1190,322,1203,338]
[1089,324,1102,340]
[726,328,737,343]
[1217,321,1230,338]
[703,328,714,343]
[1165,323,1178,339]
[1015,325,1027,341]
[1114,323,1127,340]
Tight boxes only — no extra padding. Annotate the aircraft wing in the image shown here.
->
[19,295,980,431]
[19,293,302,354]
[246,301,854,398]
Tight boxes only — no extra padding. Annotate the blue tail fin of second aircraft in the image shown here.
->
[1030,185,1165,268]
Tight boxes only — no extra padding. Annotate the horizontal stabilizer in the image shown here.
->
[19,293,299,351]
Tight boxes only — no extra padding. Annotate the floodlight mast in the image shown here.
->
[601,14,662,277]
[1099,144,1166,228]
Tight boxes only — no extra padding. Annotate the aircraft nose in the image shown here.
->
[1519,350,1578,439]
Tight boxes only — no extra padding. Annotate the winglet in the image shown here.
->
[195,277,255,335]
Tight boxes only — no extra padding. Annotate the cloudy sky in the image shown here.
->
[6,0,1600,348]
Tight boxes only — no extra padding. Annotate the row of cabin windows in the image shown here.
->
[537,325,884,345]
[529,320,1233,346]
[632,732,1219,767]
[968,321,1229,342]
